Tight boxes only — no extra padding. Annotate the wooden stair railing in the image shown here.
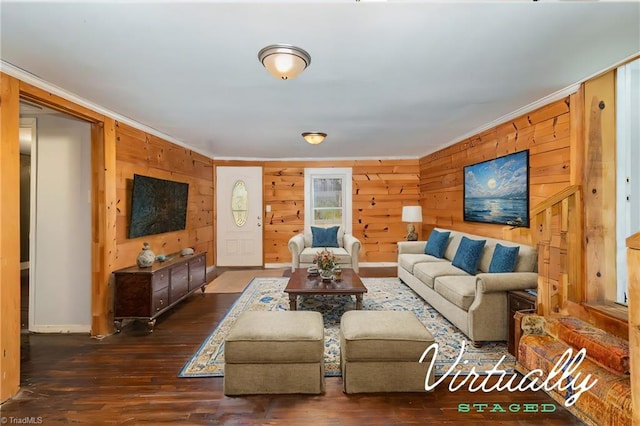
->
[530,185,583,316]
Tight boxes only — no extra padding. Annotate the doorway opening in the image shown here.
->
[19,100,93,334]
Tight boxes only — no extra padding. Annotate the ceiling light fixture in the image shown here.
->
[258,44,311,80]
[302,132,327,145]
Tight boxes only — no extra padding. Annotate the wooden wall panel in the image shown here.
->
[0,73,21,402]
[583,71,617,303]
[263,159,420,264]
[419,97,572,244]
[114,122,214,270]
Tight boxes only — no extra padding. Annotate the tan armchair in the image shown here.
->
[288,228,361,273]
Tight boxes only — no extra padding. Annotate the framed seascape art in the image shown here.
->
[463,150,530,227]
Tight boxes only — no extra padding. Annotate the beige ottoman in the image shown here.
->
[224,311,325,395]
[340,310,435,393]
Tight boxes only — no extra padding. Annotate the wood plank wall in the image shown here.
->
[583,71,617,304]
[263,160,420,264]
[114,122,214,269]
[419,97,572,244]
[0,73,22,402]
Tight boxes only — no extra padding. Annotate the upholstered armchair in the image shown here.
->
[288,226,361,273]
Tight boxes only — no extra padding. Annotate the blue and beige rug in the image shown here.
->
[179,277,515,378]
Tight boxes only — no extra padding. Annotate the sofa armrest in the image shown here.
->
[475,272,538,293]
[397,241,427,254]
[288,233,305,271]
[343,234,361,273]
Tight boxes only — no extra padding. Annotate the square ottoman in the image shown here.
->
[340,310,435,393]
[224,311,325,395]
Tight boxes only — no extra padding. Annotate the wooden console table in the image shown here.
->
[113,251,207,332]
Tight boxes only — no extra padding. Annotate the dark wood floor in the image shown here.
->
[3,267,583,425]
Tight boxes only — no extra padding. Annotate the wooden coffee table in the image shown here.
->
[285,268,368,310]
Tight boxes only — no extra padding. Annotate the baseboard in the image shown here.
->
[360,262,398,267]
[29,324,91,333]
[264,263,291,269]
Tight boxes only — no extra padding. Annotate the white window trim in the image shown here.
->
[304,167,352,236]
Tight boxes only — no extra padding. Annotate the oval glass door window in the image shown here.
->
[231,180,248,227]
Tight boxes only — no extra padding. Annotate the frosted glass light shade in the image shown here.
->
[258,44,311,80]
[302,132,327,145]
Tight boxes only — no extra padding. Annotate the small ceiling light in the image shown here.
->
[258,44,311,80]
[302,132,327,145]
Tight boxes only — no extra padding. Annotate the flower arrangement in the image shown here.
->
[314,249,337,272]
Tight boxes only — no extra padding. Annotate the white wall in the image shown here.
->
[616,58,640,306]
[31,114,92,332]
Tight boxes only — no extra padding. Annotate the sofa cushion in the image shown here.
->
[300,247,351,265]
[489,243,520,273]
[442,230,464,261]
[413,261,469,289]
[424,229,450,258]
[398,253,447,274]
[452,236,486,275]
[225,311,324,363]
[311,225,340,248]
[340,311,434,362]
[434,275,477,311]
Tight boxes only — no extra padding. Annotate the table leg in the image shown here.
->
[289,294,297,310]
[355,294,363,310]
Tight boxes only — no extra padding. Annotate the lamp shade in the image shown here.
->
[258,44,311,80]
[402,206,422,223]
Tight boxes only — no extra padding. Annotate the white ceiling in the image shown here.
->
[1,1,639,160]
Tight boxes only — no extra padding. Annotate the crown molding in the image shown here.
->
[212,155,418,161]
[1,60,213,158]
[435,51,640,155]
[439,82,580,151]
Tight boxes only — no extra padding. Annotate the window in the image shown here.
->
[615,58,640,306]
[304,168,352,235]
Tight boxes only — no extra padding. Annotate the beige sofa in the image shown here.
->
[288,228,361,273]
[397,228,537,347]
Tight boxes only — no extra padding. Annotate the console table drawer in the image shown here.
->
[170,263,189,303]
[152,287,169,313]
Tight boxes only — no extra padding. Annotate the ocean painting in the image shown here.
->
[463,150,529,227]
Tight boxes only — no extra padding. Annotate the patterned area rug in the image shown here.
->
[179,277,515,377]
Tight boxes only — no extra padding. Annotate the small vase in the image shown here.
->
[136,242,155,268]
[333,269,342,281]
[320,269,333,282]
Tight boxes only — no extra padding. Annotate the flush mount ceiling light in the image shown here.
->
[302,132,327,145]
[258,44,311,80]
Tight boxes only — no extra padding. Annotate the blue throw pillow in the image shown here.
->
[424,230,451,258]
[311,226,339,248]
[489,243,520,273]
[452,236,486,275]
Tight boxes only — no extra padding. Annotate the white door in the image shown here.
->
[216,166,263,266]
